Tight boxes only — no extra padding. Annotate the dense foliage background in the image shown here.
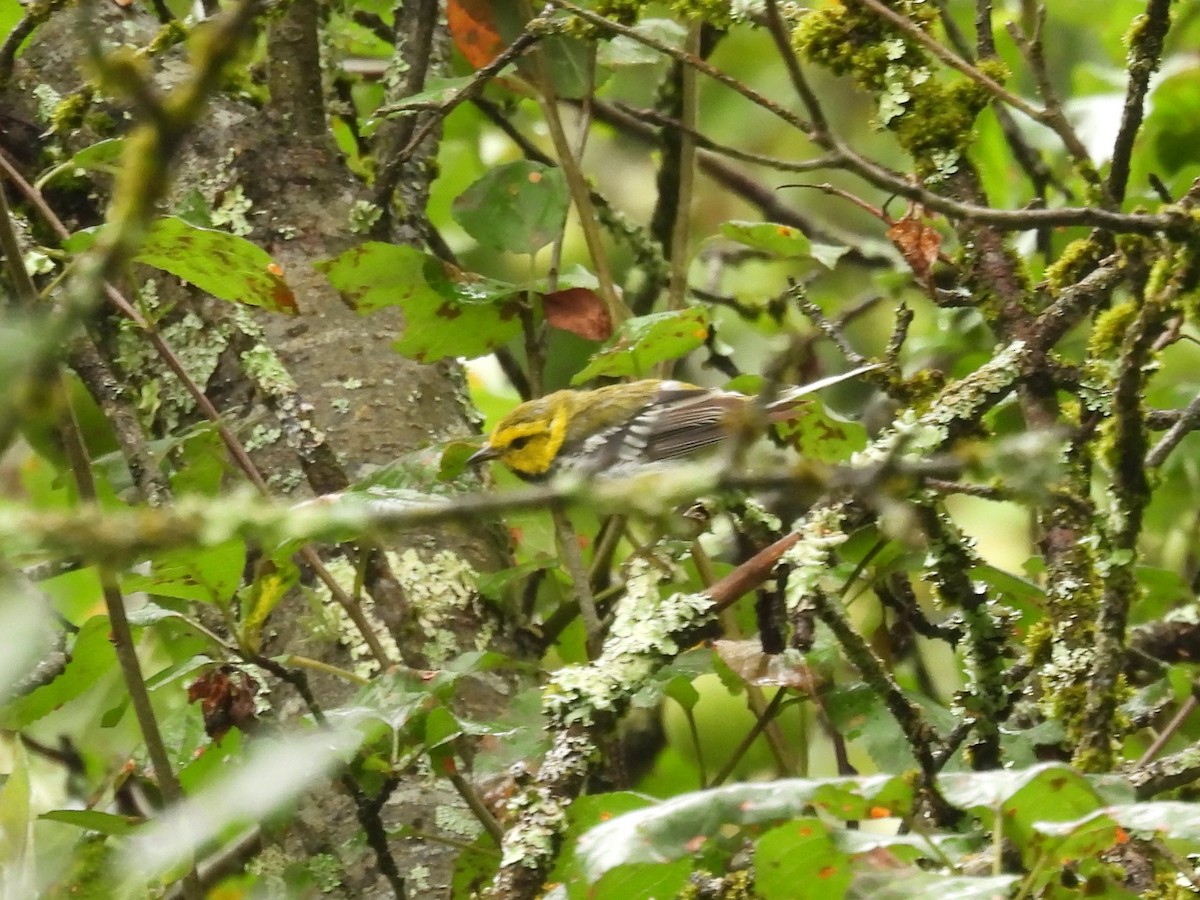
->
[5,0,1200,897]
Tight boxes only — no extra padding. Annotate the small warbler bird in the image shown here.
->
[468,364,879,481]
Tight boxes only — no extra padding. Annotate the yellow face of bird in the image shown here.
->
[474,394,572,479]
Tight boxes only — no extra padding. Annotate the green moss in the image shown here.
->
[49,91,90,134]
[1145,871,1200,899]
[720,869,756,899]
[668,0,735,28]
[1044,238,1108,296]
[895,367,946,410]
[580,0,734,33]
[1023,618,1055,665]
[1088,300,1139,359]
[793,6,917,87]
[83,109,117,135]
[793,3,990,175]
[147,19,189,56]
[891,75,993,177]
[589,0,641,26]
[1047,680,1090,731]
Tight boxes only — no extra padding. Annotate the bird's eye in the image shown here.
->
[509,435,531,450]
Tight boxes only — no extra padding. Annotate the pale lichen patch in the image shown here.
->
[435,805,482,839]
[544,558,716,726]
[392,548,490,665]
[781,504,851,611]
[314,558,402,679]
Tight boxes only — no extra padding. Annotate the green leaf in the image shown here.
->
[598,19,686,67]
[474,556,553,602]
[1148,70,1200,176]
[571,307,710,384]
[969,564,1045,604]
[36,138,125,189]
[824,683,915,771]
[756,819,851,900]
[378,75,479,115]
[550,792,656,893]
[451,834,500,897]
[536,35,601,101]
[591,860,691,899]
[775,401,870,464]
[452,161,569,255]
[0,616,115,729]
[316,242,523,362]
[1107,800,1200,841]
[0,742,32,887]
[939,763,1104,866]
[138,217,297,312]
[240,561,297,653]
[39,809,136,836]
[575,776,909,881]
[66,218,296,312]
[721,220,815,259]
[851,869,1019,899]
[123,539,246,606]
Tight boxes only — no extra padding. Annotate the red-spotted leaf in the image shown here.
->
[756,819,852,900]
[316,242,522,362]
[721,220,814,259]
[452,161,569,255]
[575,776,912,882]
[137,216,297,313]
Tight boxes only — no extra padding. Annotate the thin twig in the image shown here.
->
[375,27,543,200]
[553,509,602,657]
[665,20,700,316]
[1146,389,1200,467]
[1108,0,1174,204]
[1001,10,1098,187]
[1135,694,1197,769]
[527,26,627,324]
[447,762,505,845]
[709,690,788,787]
[614,103,839,173]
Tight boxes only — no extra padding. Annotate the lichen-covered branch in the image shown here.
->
[911,503,1009,770]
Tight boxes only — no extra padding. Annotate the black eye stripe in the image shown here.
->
[509,435,531,450]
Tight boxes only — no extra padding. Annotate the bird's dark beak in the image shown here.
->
[467,444,500,466]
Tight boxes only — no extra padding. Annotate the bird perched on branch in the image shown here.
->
[468,364,880,481]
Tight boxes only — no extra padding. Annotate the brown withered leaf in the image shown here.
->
[713,638,819,692]
[187,667,259,741]
[543,287,613,341]
[886,207,941,283]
